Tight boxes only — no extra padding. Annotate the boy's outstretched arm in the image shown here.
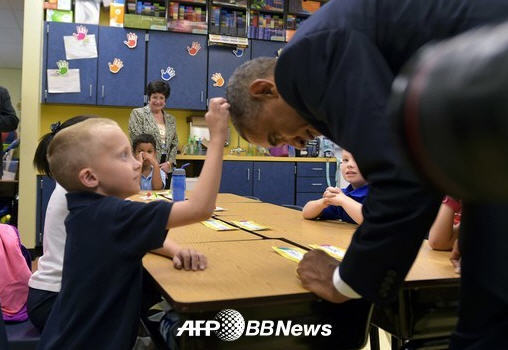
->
[167,97,229,228]
[151,237,207,270]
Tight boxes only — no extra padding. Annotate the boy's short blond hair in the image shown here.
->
[47,118,119,192]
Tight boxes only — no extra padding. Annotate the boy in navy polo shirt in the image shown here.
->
[38,98,230,350]
[303,150,368,224]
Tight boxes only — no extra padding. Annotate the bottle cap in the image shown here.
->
[173,168,186,176]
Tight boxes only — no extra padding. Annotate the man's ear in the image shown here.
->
[78,168,99,189]
[249,79,279,100]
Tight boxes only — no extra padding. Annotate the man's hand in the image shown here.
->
[172,248,207,271]
[297,250,350,303]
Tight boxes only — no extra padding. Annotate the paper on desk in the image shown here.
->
[64,34,98,59]
[202,219,237,231]
[232,220,269,231]
[272,246,307,263]
[139,192,169,201]
[214,206,226,212]
[47,69,80,93]
[309,244,346,261]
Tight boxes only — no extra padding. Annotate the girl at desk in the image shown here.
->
[303,150,368,224]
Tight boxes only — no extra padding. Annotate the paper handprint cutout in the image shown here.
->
[73,25,88,41]
[187,41,201,56]
[161,66,176,81]
[108,58,124,73]
[124,32,138,49]
[211,72,224,87]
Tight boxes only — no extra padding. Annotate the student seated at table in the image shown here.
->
[37,98,229,350]
[133,133,166,190]
[428,196,462,273]
[28,116,208,333]
[302,150,368,224]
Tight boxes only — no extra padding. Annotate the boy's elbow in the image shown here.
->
[427,235,451,251]
[195,204,215,221]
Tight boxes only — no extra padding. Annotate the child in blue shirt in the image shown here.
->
[38,98,230,350]
[133,133,166,190]
[303,150,368,224]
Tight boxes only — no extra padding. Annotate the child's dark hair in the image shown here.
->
[33,115,98,176]
[132,133,157,151]
[146,80,170,99]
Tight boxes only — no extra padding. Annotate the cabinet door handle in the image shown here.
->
[311,183,323,186]
[200,91,204,102]
[311,168,323,171]
[89,84,92,97]
[101,85,105,98]
[247,168,250,181]
[257,169,261,181]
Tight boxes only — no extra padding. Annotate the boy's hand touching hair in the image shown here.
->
[172,248,207,271]
[205,97,230,144]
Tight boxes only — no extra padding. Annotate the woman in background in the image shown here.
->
[129,81,178,187]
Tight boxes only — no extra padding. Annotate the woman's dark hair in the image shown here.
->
[146,80,170,99]
[33,115,98,177]
[132,133,157,151]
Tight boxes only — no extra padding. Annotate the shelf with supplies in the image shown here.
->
[248,9,285,41]
[212,0,248,9]
[209,5,248,37]
[250,0,284,13]
[168,1,208,34]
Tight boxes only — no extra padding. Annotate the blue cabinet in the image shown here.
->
[219,161,252,196]
[219,161,296,205]
[207,43,251,99]
[295,161,337,207]
[250,39,285,59]
[43,22,98,105]
[97,27,146,107]
[253,162,295,205]
[36,176,56,246]
[147,32,207,110]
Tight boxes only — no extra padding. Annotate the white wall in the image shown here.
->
[0,68,22,116]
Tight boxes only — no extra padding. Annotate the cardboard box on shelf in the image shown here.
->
[110,2,125,27]
[46,9,73,22]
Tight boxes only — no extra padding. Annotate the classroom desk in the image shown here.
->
[216,193,261,204]
[127,191,260,205]
[214,202,302,217]
[143,239,372,350]
[216,203,460,349]
[168,222,261,244]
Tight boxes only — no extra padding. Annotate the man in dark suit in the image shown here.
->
[226,0,508,348]
[0,86,20,177]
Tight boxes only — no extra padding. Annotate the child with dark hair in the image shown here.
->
[133,133,166,190]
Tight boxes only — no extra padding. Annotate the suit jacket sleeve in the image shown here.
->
[276,28,441,303]
[0,87,19,132]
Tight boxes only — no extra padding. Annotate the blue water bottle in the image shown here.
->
[172,168,186,202]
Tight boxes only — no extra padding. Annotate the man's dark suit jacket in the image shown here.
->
[275,0,508,303]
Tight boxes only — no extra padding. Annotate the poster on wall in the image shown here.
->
[63,35,98,59]
[47,69,81,93]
